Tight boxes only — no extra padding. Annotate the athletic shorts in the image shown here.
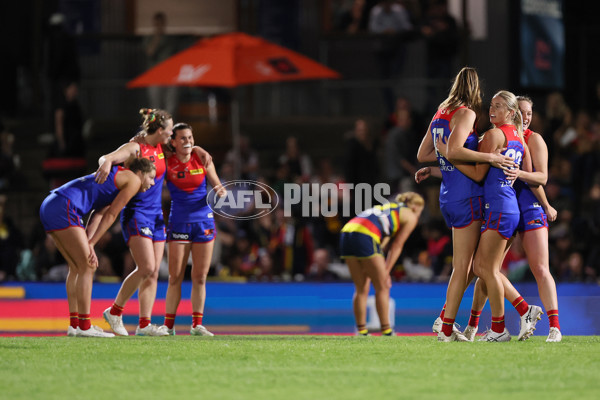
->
[167,220,216,243]
[440,196,483,229]
[120,210,166,244]
[339,231,382,259]
[516,208,548,233]
[39,193,84,232]
[481,211,519,239]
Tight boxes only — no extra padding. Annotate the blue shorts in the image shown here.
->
[39,193,84,232]
[516,208,548,232]
[481,211,519,239]
[339,231,382,259]
[440,196,483,229]
[167,220,216,243]
[120,210,166,244]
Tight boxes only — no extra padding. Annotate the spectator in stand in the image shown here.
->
[310,158,345,254]
[52,81,85,158]
[544,91,572,159]
[43,13,80,133]
[0,194,24,281]
[0,121,21,191]
[306,248,339,281]
[423,218,452,279]
[421,0,459,115]
[385,108,418,193]
[368,0,414,112]
[224,135,259,180]
[338,0,369,34]
[344,118,380,214]
[143,12,178,116]
[278,136,312,183]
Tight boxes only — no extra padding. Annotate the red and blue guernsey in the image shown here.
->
[514,129,541,212]
[53,166,124,214]
[483,124,524,213]
[123,142,166,215]
[166,152,212,223]
[430,106,483,205]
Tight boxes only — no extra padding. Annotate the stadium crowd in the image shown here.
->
[0,1,598,287]
[1,89,599,285]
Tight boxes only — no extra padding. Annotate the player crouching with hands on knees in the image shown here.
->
[340,192,424,336]
[39,158,156,337]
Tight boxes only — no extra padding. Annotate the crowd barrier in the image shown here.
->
[1,282,598,336]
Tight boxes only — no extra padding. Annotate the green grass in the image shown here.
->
[1,335,599,400]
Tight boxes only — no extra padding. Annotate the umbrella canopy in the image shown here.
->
[128,32,340,88]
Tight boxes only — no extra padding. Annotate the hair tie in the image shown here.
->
[149,113,156,123]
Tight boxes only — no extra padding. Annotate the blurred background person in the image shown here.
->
[143,12,179,116]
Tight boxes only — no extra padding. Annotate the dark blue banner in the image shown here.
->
[520,0,565,88]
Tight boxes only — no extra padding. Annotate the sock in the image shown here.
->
[380,323,392,335]
[468,309,482,328]
[441,317,455,336]
[78,314,91,330]
[164,313,176,329]
[110,303,124,317]
[357,324,368,335]
[192,312,203,327]
[439,304,446,320]
[139,317,151,329]
[491,315,505,333]
[511,296,529,317]
[69,312,79,329]
[547,309,560,330]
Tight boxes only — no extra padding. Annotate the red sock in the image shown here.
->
[511,296,529,317]
[139,317,151,328]
[110,303,124,316]
[491,315,505,333]
[441,317,454,336]
[69,312,79,329]
[164,313,176,329]
[468,309,482,328]
[78,314,91,330]
[192,312,203,327]
[547,309,560,330]
[439,304,446,320]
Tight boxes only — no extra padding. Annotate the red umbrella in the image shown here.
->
[128,32,340,88]
[127,32,341,177]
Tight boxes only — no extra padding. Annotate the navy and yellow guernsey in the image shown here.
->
[340,202,407,258]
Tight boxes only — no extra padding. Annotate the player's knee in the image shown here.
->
[137,263,156,278]
[168,273,184,286]
[191,272,207,286]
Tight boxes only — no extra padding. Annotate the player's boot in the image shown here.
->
[103,307,129,336]
[546,327,562,343]
[518,305,543,341]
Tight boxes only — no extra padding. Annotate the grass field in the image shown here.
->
[1,335,599,400]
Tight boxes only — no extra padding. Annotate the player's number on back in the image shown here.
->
[504,149,523,165]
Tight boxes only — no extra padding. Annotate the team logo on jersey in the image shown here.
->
[176,171,185,179]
